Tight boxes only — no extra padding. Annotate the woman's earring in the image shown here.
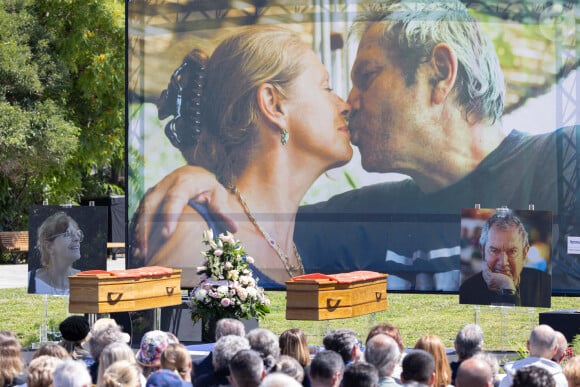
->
[280,129,289,145]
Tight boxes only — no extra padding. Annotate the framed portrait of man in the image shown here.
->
[459,208,552,307]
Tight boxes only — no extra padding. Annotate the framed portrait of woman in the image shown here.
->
[28,205,108,295]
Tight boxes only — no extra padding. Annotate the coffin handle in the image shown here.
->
[107,292,123,303]
[375,291,387,301]
[326,298,341,310]
[166,286,175,295]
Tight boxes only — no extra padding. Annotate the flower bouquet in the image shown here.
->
[190,229,270,340]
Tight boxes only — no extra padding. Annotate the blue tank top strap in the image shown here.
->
[188,200,229,235]
[250,263,286,290]
[188,200,286,290]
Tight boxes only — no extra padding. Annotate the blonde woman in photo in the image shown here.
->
[30,212,82,295]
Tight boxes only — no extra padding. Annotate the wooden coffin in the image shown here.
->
[286,271,388,320]
[69,266,182,313]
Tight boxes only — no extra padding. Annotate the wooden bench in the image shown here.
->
[0,231,29,264]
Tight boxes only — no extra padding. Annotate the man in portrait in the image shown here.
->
[459,210,551,307]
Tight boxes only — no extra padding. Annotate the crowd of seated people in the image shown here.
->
[1,316,579,387]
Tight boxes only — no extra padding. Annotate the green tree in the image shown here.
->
[0,0,124,230]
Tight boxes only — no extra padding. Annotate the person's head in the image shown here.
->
[26,355,63,387]
[471,352,499,381]
[401,349,435,386]
[160,343,192,382]
[101,360,142,387]
[364,333,400,377]
[347,0,504,174]
[279,328,310,366]
[158,25,352,188]
[365,322,405,353]
[53,359,92,387]
[511,365,556,387]
[527,324,558,359]
[246,328,280,370]
[37,212,82,268]
[269,355,304,383]
[216,318,246,340]
[552,330,568,363]
[136,330,173,375]
[322,328,361,364]
[59,315,90,344]
[259,372,302,387]
[228,349,265,387]
[88,318,130,362]
[213,334,251,374]
[454,324,484,360]
[563,355,580,387]
[0,330,24,385]
[341,362,379,387]
[454,356,493,387]
[414,334,452,387]
[308,350,344,387]
[98,342,137,385]
[480,210,530,288]
[32,342,70,360]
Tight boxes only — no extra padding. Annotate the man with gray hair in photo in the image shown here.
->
[460,210,551,307]
[450,324,484,384]
[500,324,568,387]
[364,334,401,386]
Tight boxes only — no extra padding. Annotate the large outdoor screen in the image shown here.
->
[127,1,579,293]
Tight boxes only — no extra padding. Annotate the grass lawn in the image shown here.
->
[2,288,578,353]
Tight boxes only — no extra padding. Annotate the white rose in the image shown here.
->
[217,285,229,297]
[194,288,207,301]
[237,287,248,301]
[246,256,255,264]
[247,286,257,299]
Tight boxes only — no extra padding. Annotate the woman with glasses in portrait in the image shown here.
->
[29,212,83,295]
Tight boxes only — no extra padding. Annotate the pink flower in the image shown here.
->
[214,249,223,256]
[221,298,232,307]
